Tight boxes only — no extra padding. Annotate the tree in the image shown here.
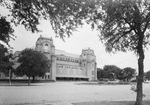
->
[86,0,150,104]
[0,44,8,71]
[0,16,14,72]
[103,65,121,80]
[123,67,136,82]
[16,48,50,85]
[0,16,15,85]
[97,68,104,80]
[0,44,14,83]
[117,69,125,81]
[118,67,136,82]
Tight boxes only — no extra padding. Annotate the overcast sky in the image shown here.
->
[1,6,150,72]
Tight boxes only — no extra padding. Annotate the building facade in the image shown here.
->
[36,36,97,81]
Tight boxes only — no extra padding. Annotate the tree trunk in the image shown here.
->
[135,35,144,105]
[32,76,35,83]
[9,69,12,85]
[136,57,144,105]
[28,76,30,85]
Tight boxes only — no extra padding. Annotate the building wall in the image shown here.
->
[56,64,87,78]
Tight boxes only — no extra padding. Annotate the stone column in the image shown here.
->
[87,61,92,81]
[94,62,97,81]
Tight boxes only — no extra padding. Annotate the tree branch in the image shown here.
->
[142,20,149,34]
[123,18,138,35]
[114,28,133,43]
[142,13,150,34]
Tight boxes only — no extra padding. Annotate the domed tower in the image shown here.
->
[35,35,56,81]
[80,48,97,81]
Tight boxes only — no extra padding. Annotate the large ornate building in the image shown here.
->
[0,36,97,81]
[36,35,97,81]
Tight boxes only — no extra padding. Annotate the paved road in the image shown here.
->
[0,82,149,105]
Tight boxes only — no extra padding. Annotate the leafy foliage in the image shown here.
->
[0,0,97,39]
[97,65,121,80]
[123,67,136,80]
[0,16,14,75]
[85,0,150,54]
[118,67,136,81]
[97,65,136,81]
[0,44,14,75]
[16,48,50,78]
[97,68,105,79]
[103,65,121,79]
[145,70,150,80]
[0,44,8,73]
[0,16,14,46]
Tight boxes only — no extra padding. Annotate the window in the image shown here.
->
[43,43,49,52]
[44,42,48,46]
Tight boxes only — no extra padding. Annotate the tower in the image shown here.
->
[80,48,97,81]
[35,35,56,81]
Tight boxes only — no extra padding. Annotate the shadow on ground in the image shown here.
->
[0,80,55,86]
[73,101,150,105]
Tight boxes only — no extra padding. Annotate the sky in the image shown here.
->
[1,6,150,72]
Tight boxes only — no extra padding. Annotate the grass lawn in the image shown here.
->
[73,101,150,105]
